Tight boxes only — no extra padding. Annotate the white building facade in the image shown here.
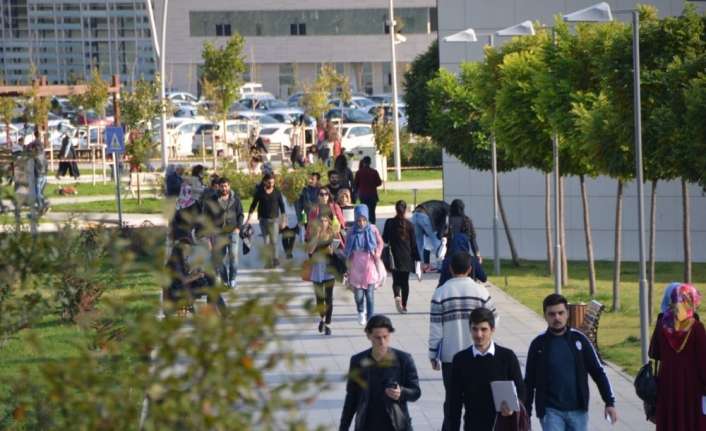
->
[164,0,437,98]
[0,0,156,85]
[438,0,706,262]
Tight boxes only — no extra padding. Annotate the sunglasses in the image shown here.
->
[319,192,329,196]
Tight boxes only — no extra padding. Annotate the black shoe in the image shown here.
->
[324,325,331,336]
[318,320,324,333]
[272,258,280,267]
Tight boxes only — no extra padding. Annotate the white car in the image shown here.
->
[0,124,20,150]
[192,120,252,155]
[258,124,293,158]
[329,96,378,111]
[340,123,375,153]
[168,120,210,156]
[167,92,200,106]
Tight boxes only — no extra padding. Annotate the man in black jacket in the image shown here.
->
[446,307,524,431]
[524,294,618,430]
[202,176,243,289]
[340,315,421,431]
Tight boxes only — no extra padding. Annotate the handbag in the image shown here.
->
[300,259,312,282]
[328,250,348,279]
[634,360,658,421]
[381,244,395,271]
[373,255,387,288]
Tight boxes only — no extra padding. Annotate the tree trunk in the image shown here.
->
[559,176,569,287]
[612,179,624,312]
[137,169,142,205]
[682,178,692,283]
[545,173,554,276]
[580,175,597,297]
[496,182,520,267]
[648,179,657,322]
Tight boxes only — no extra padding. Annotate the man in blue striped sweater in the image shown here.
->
[428,251,497,430]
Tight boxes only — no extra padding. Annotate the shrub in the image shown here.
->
[400,134,442,167]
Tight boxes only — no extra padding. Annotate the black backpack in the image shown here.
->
[634,360,658,421]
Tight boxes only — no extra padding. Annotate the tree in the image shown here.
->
[201,35,247,171]
[122,79,163,204]
[403,40,438,136]
[0,97,14,149]
[300,64,351,124]
[427,63,521,266]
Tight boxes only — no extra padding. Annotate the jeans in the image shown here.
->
[259,218,279,264]
[216,233,239,286]
[412,212,440,259]
[540,408,588,431]
[353,285,375,317]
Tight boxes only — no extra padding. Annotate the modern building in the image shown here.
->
[0,0,156,85]
[438,0,706,262]
[165,0,438,98]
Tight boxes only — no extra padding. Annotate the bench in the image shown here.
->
[578,300,605,362]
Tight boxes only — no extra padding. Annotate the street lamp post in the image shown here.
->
[388,0,403,181]
[564,1,649,365]
[444,20,534,277]
[145,0,168,171]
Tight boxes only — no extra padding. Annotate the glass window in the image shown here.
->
[362,63,373,95]
[279,63,294,98]
[382,62,392,93]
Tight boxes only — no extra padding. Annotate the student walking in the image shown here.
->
[340,315,421,431]
[246,173,287,268]
[354,156,382,225]
[382,200,420,313]
[344,204,384,326]
[524,294,618,430]
[446,307,526,431]
[295,172,321,226]
[447,199,481,262]
[649,283,706,431]
[306,208,338,336]
[411,205,442,273]
[437,233,487,287]
[429,251,497,430]
[334,154,355,201]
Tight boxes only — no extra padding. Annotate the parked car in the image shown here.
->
[168,120,210,156]
[325,108,374,124]
[192,120,252,155]
[328,96,377,111]
[239,82,274,100]
[287,92,305,107]
[253,99,290,111]
[167,92,200,106]
[0,124,20,149]
[367,105,408,129]
[259,124,293,157]
[238,96,276,110]
[340,123,375,153]
[173,106,201,118]
[368,94,404,106]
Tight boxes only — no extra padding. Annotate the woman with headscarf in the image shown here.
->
[382,200,419,313]
[649,283,706,430]
[344,204,384,326]
[447,199,481,262]
[437,232,487,287]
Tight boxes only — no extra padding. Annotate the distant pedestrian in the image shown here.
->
[649,283,706,431]
[306,207,338,336]
[447,199,481,263]
[246,173,286,268]
[344,204,383,326]
[437,233,487,287]
[183,164,206,203]
[327,170,344,200]
[429,251,497,430]
[382,200,419,313]
[165,165,184,197]
[340,315,421,431]
[354,156,382,225]
[524,293,618,430]
[411,205,441,273]
[334,154,355,201]
[56,133,80,179]
[296,172,321,226]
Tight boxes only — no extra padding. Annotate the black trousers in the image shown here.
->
[314,279,334,324]
[57,161,80,178]
[359,195,378,225]
[442,361,453,431]
[391,270,410,307]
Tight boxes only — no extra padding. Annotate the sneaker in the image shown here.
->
[228,280,238,289]
[324,325,332,336]
[402,306,408,314]
[395,297,403,313]
[272,258,280,267]
[318,320,324,333]
[358,312,367,326]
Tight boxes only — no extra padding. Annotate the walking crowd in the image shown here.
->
[161,161,704,431]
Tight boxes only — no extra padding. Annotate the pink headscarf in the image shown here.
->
[661,283,701,352]
[176,183,196,210]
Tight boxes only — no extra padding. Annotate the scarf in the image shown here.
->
[661,283,701,352]
[176,183,196,210]
[344,204,376,257]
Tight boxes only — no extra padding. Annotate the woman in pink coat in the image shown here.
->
[344,204,384,326]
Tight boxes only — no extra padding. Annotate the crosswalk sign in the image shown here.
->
[105,127,125,154]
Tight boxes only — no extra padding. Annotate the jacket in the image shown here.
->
[295,185,320,217]
[524,328,616,418]
[428,277,497,363]
[340,348,421,431]
[201,191,244,235]
[382,217,419,273]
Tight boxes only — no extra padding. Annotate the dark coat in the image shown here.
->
[382,217,420,273]
[201,191,244,235]
[340,348,421,431]
[165,171,183,197]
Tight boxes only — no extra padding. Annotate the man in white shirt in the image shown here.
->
[428,251,497,430]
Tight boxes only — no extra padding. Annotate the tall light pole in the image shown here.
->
[565,1,649,364]
[444,20,534,277]
[388,0,402,181]
[145,0,168,171]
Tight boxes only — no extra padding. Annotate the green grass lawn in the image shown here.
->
[490,259,706,375]
[387,168,442,182]
[48,189,443,214]
[45,182,135,197]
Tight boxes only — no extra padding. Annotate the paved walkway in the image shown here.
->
[231,240,652,431]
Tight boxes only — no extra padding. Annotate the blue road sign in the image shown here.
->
[105,127,125,154]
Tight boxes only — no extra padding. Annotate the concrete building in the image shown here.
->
[0,0,156,85]
[438,0,706,262]
[164,0,438,98]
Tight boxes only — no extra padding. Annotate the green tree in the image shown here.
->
[300,64,351,124]
[201,35,247,171]
[121,79,163,204]
[403,40,438,136]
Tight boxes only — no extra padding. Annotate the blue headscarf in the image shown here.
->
[660,282,680,314]
[344,204,377,257]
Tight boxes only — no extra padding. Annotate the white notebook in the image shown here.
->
[490,380,520,413]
